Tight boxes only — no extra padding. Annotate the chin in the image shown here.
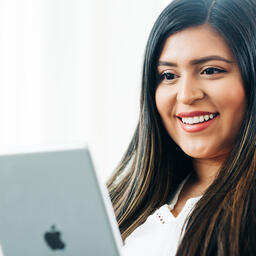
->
[181,146,229,161]
[183,151,207,159]
[180,146,213,159]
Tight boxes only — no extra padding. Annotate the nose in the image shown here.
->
[177,75,205,105]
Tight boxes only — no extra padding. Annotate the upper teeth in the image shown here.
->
[181,114,217,124]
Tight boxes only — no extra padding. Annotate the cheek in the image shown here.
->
[155,89,163,115]
[208,80,247,147]
[155,86,174,118]
[211,80,247,117]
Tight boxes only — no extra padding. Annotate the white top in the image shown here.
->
[121,175,202,256]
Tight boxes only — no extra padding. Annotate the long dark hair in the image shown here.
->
[107,0,256,255]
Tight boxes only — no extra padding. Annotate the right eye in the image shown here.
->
[159,72,178,81]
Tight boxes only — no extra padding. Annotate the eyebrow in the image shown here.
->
[158,55,234,67]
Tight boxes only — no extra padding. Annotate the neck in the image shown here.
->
[192,155,226,186]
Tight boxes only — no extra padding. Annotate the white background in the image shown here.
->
[0,0,171,182]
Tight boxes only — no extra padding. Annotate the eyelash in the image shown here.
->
[201,67,226,75]
[158,67,226,82]
[159,72,178,81]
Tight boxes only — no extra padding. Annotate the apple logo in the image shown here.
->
[44,225,66,250]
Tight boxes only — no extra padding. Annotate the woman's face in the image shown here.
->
[155,25,247,160]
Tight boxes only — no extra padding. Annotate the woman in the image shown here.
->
[107,0,256,255]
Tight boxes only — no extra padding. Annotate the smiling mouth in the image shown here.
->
[178,113,219,125]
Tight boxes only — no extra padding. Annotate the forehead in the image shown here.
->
[159,25,234,62]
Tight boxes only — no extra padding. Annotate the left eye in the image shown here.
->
[201,67,226,75]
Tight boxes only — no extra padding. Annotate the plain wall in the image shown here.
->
[0,0,171,181]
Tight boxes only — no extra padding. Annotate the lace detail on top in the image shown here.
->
[122,173,204,256]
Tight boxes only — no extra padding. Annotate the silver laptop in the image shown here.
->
[0,144,123,256]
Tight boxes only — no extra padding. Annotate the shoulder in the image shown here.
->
[122,205,173,256]
[124,205,170,244]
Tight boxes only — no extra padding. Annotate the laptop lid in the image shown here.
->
[0,144,123,256]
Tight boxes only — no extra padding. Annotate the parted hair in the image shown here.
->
[107,0,256,255]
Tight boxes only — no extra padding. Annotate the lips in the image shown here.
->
[176,111,219,132]
[177,111,218,118]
